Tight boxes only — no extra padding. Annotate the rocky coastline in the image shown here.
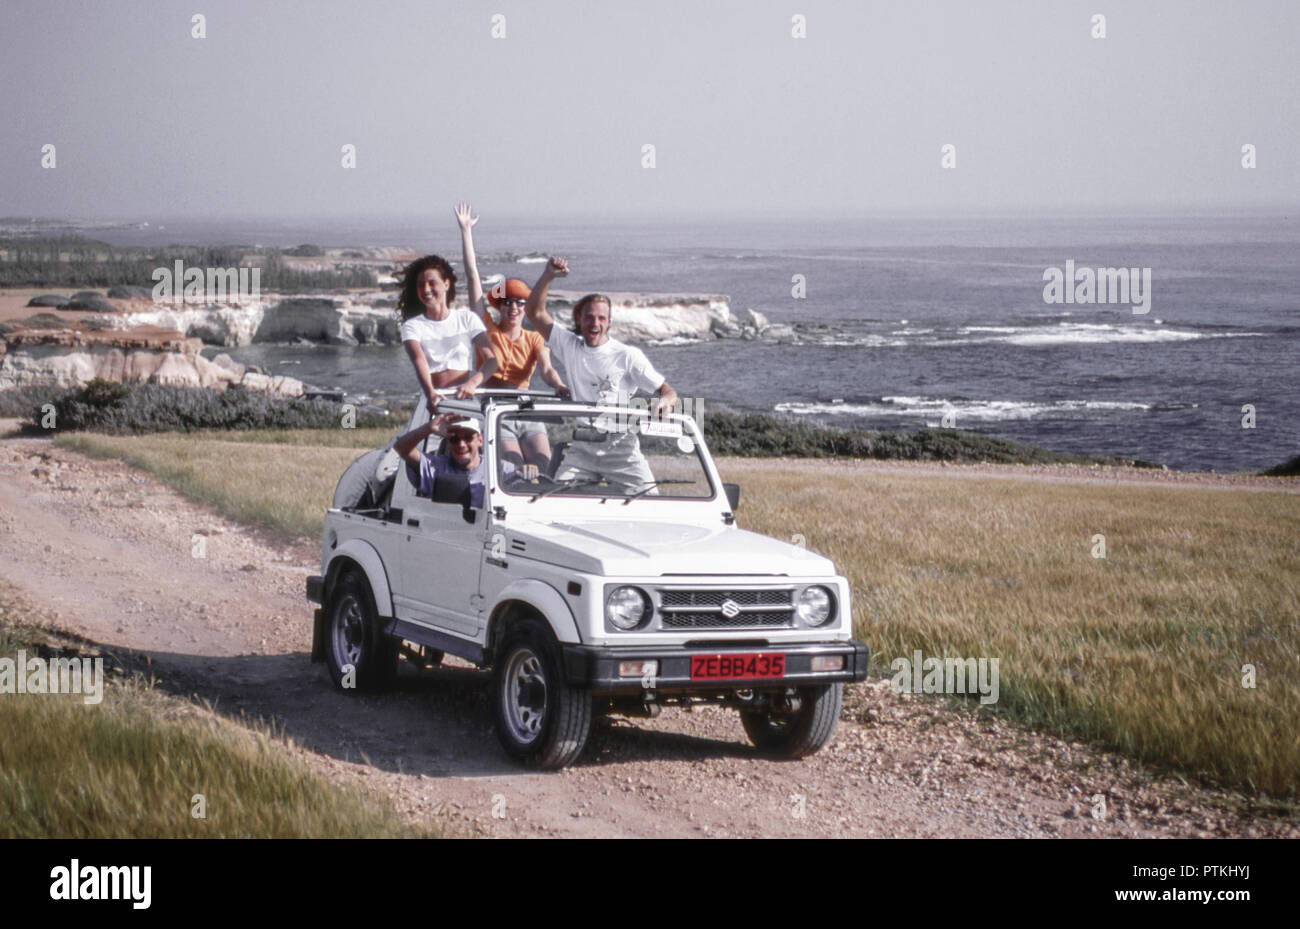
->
[88,289,775,346]
[2,285,780,397]
[0,322,305,396]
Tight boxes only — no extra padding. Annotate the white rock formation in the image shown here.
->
[0,329,304,396]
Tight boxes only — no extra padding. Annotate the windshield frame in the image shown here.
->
[488,403,721,505]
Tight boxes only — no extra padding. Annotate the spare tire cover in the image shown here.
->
[332,447,401,509]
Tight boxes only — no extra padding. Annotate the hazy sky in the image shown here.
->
[3,0,1297,221]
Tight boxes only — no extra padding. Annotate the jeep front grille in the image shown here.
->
[657,587,794,629]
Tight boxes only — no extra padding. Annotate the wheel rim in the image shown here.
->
[502,646,547,745]
[331,594,365,668]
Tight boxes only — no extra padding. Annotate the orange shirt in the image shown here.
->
[483,310,545,388]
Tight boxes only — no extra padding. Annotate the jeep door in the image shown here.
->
[389,467,487,641]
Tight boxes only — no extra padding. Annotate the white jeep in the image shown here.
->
[307,390,868,769]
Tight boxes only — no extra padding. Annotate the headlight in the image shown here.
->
[795,586,834,626]
[606,586,650,631]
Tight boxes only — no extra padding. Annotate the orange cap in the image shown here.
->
[488,278,532,308]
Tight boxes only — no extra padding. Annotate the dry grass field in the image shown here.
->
[731,461,1300,797]
[59,430,392,538]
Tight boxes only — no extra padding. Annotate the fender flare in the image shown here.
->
[325,539,395,618]
[488,579,582,647]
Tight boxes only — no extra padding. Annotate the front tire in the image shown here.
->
[492,620,592,769]
[741,683,843,758]
[325,570,396,693]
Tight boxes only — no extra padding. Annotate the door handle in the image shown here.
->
[406,518,420,527]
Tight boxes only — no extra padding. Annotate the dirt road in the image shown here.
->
[0,427,1292,838]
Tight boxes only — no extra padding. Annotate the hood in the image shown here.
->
[504,517,836,577]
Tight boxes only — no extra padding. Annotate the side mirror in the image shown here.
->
[723,482,741,510]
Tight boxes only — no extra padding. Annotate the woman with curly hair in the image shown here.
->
[397,236,499,414]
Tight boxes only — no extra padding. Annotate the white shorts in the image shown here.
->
[553,433,655,492]
[499,416,548,443]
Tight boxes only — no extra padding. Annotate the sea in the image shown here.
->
[89,213,1299,474]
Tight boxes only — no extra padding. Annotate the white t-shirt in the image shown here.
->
[547,327,664,405]
[400,309,487,373]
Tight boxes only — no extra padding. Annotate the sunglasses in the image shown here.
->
[446,430,477,443]
[502,298,527,308]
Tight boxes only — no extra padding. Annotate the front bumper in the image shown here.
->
[560,640,869,695]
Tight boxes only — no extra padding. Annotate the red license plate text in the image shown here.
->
[690,652,785,681]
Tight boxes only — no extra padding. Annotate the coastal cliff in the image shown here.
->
[0,286,778,398]
[99,290,773,346]
[0,324,305,396]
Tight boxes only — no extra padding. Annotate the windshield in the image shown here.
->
[495,408,716,501]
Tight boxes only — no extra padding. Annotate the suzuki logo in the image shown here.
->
[720,599,741,618]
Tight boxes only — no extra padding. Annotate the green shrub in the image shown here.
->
[0,386,64,418]
[13,312,69,329]
[22,380,393,435]
[701,407,1146,466]
[1263,454,1300,477]
[0,237,373,291]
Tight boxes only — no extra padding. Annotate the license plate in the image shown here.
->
[690,652,785,681]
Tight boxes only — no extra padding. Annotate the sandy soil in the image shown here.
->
[1,293,84,323]
[0,425,1294,838]
[1,292,166,324]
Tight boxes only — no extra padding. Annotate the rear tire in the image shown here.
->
[492,620,591,769]
[741,683,843,758]
[325,570,396,693]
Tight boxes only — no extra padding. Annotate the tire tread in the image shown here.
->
[741,682,843,758]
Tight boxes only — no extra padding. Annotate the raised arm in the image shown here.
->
[524,256,568,341]
[393,415,449,466]
[455,202,486,315]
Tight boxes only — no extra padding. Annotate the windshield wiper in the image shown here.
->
[622,479,696,503]
[529,476,612,502]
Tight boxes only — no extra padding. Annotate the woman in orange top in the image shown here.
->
[456,202,569,470]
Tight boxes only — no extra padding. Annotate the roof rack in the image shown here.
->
[431,388,559,399]
[423,388,570,416]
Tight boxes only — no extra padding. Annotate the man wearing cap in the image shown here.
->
[394,413,537,509]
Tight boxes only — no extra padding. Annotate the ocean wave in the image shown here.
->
[480,251,548,264]
[647,335,707,346]
[800,336,910,348]
[775,397,1155,423]
[784,320,1266,348]
[950,322,1263,346]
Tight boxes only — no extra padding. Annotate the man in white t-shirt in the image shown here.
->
[524,257,678,489]
[523,257,678,412]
